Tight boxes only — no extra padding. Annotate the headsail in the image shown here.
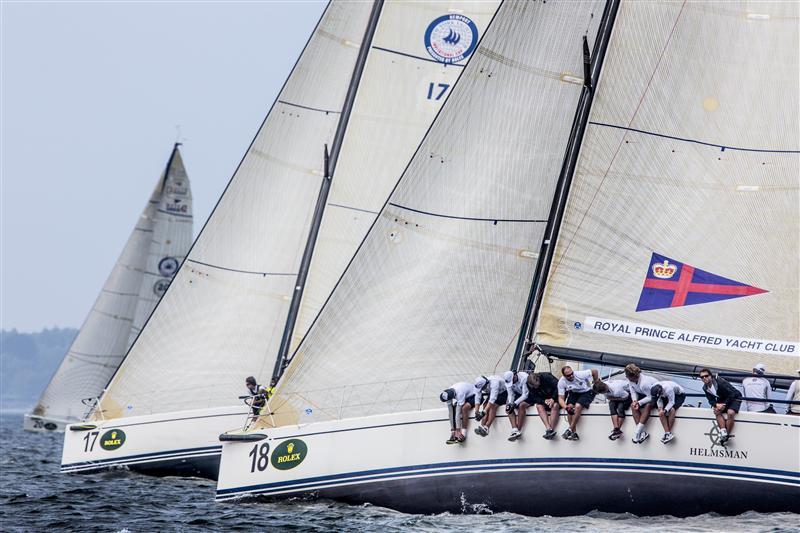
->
[30,145,194,425]
[268,0,604,426]
[94,2,374,419]
[94,1,499,419]
[533,1,799,374]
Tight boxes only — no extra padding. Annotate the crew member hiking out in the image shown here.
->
[641,381,685,444]
[625,363,658,444]
[557,366,599,441]
[526,371,560,440]
[700,368,742,445]
[440,381,479,444]
[474,375,508,437]
[593,378,630,440]
[245,376,269,416]
[503,370,530,441]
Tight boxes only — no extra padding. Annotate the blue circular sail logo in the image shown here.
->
[424,14,478,64]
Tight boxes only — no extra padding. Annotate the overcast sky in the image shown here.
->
[2,1,327,331]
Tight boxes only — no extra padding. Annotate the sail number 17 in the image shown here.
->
[427,82,450,101]
[83,431,99,452]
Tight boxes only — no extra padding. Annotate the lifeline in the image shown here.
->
[689,447,748,459]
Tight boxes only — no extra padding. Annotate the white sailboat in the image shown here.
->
[60,0,500,477]
[216,0,799,516]
[26,143,193,432]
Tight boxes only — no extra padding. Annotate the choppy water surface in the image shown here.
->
[1,413,797,532]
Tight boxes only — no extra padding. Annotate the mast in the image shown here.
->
[510,0,620,371]
[162,142,182,188]
[271,0,385,382]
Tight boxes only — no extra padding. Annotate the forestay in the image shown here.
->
[269,0,604,426]
[95,2,373,419]
[32,146,194,424]
[534,1,799,374]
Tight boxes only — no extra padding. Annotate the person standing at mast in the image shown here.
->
[625,364,658,444]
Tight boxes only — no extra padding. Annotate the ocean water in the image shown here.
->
[1,413,797,532]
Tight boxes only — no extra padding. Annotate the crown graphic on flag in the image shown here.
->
[636,252,767,312]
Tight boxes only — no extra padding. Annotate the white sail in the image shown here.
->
[30,146,194,428]
[128,145,194,345]
[534,1,799,374]
[95,1,374,419]
[291,0,501,355]
[270,0,603,425]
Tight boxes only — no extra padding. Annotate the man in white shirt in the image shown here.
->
[474,375,508,437]
[593,379,630,440]
[742,363,774,413]
[786,369,800,415]
[503,370,530,441]
[625,363,659,444]
[640,381,685,443]
[439,381,479,444]
[557,365,600,441]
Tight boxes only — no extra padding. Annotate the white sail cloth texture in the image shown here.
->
[534,1,799,374]
[95,2,373,419]
[128,148,193,345]
[269,0,604,426]
[291,0,501,355]
[32,146,194,423]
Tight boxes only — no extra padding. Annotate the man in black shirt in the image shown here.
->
[699,368,742,445]
[525,372,560,439]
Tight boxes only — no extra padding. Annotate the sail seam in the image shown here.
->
[588,121,800,154]
[388,202,547,223]
[327,202,380,215]
[186,259,296,277]
[156,209,192,219]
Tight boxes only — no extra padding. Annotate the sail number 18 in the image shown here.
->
[249,443,270,472]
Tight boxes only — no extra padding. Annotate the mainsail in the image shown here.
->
[532,1,799,374]
[269,0,604,425]
[29,144,193,427]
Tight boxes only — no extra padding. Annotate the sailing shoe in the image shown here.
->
[609,428,623,440]
[567,431,580,441]
[508,429,522,442]
[661,432,675,444]
[638,431,650,443]
[446,436,458,445]
[543,428,557,440]
[455,434,466,444]
[562,428,573,440]
[474,425,489,437]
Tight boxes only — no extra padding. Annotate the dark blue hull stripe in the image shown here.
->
[61,445,222,471]
[217,457,800,497]
[216,457,800,498]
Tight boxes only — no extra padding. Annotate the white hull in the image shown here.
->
[216,406,800,516]
[24,414,70,433]
[61,405,250,479]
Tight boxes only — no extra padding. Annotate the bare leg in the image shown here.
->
[484,403,499,428]
[715,411,727,430]
[517,403,530,431]
[632,405,642,425]
[610,414,621,430]
[536,404,550,429]
[548,407,560,430]
[667,409,677,432]
[658,410,669,433]
[570,404,584,432]
[460,404,472,435]
[725,410,736,433]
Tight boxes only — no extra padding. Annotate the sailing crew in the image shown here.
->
[640,381,685,443]
[625,364,659,444]
[474,375,508,437]
[557,366,600,441]
[699,368,742,445]
[525,372,560,439]
[503,370,530,441]
[593,379,630,440]
[440,381,479,444]
[785,369,800,416]
[245,376,269,416]
[742,363,774,413]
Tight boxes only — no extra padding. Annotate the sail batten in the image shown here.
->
[532,0,799,374]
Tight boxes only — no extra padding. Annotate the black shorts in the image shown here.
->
[725,398,741,413]
[464,394,476,407]
[671,393,685,410]
[488,390,508,405]
[566,390,595,408]
[526,393,555,409]
[608,397,631,417]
